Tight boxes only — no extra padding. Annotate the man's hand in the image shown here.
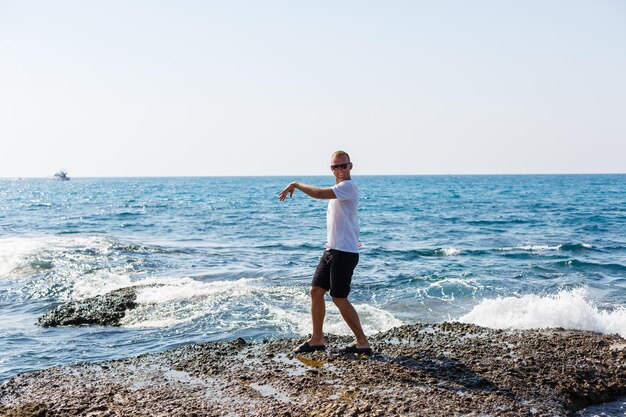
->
[278,182,297,201]
[279,181,335,200]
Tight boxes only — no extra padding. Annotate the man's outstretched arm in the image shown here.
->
[279,182,336,201]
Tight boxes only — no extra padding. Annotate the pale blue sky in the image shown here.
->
[1,1,625,177]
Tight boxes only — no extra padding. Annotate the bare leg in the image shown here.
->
[332,297,369,347]
[308,286,327,346]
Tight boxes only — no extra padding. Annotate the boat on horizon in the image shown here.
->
[53,170,70,181]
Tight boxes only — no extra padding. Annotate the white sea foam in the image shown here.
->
[417,278,483,302]
[459,288,626,338]
[567,243,593,249]
[496,243,593,251]
[440,247,461,256]
[0,234,146,302]
[0,235,112,279]
[319,303,404,336]
[72,272,134,298]
[0,235,116,277]
[496,245,560,251]
[122,277,403,336]
[0,237,48,277]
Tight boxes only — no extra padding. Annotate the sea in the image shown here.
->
[1,175,625,413]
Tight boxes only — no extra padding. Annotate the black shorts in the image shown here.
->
[312,249,359,298]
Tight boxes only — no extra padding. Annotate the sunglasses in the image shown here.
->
[330,163,350,170]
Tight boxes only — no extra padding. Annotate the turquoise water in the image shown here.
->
[1,175,625,384]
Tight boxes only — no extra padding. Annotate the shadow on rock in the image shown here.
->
[377,353,498,392]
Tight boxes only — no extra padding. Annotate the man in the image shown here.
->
[278,151,371,354]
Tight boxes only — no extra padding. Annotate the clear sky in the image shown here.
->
[1,1,625,177]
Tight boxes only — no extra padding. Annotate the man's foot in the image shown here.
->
[338,343,372,355]
[294,341,326,353]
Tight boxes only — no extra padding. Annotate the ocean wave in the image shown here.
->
[0,235,186,304]
[0,235,189,281]
[557,243,594,251]
[495,243,594,252]
[110,243,192,255]
[551,259,626,272]
[115,211,144,218]
[436,247,462,256]
[367,247,462,259]
[496,245,559,251]
[459,288,626,338]
[71,272,136,299]
[416,278,484,302]
[467,219,531,226]
[254,242,321,252]
[122,277,403,336]
[0,236,111,278]
[0,237,48,278]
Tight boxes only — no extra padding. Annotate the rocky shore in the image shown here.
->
[1,322,624,416]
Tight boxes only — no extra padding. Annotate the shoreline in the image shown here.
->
[2,322,625,416]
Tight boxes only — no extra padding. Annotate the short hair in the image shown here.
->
[331,150,350,162]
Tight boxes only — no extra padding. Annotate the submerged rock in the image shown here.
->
[37,287,139,327]
[1,322,624,416]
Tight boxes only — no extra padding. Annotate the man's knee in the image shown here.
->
[331,296,349,307]
[310,286,326,299]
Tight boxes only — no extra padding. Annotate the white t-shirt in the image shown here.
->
[327,180,359,253]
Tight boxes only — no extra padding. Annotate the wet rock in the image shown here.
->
[1,322,624,416]
[37,287,139,327]
[0,403,48,417]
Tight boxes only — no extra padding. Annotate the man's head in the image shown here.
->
[330,150,352,182]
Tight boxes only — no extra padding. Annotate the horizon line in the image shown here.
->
[2,172,625,180]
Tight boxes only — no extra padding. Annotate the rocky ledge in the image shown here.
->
[37,285,164,327]
[37,287,137,327]
[1,322,624,416]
